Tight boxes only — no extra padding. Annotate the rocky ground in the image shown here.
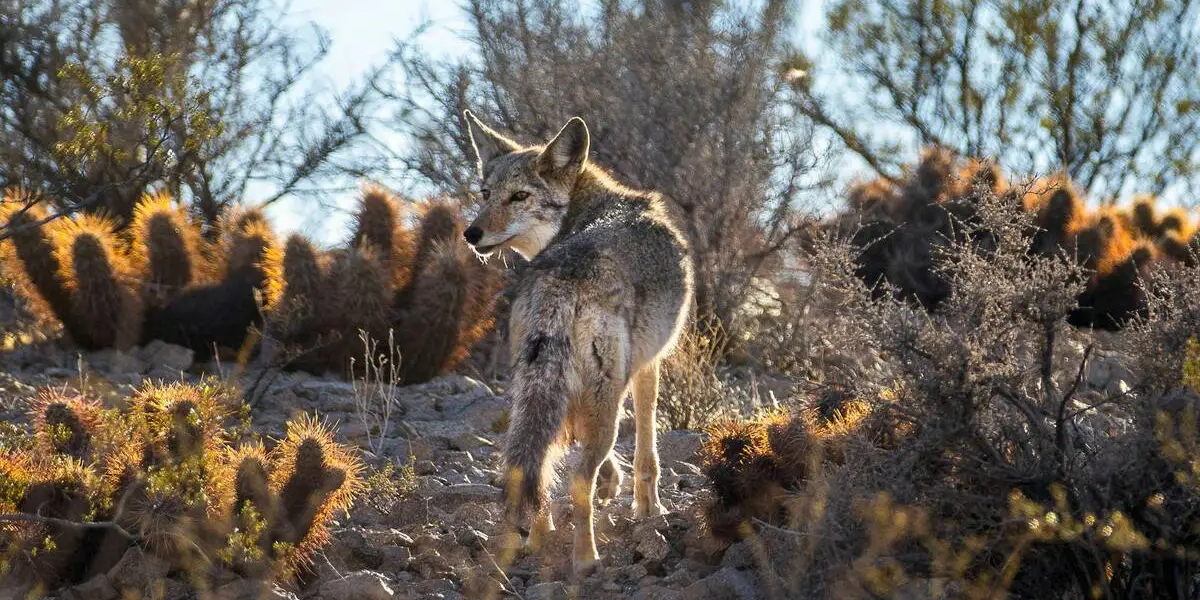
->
[0,339,768,600]
[0,327,1142,600]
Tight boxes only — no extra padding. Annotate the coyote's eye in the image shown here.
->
[480,188,491,200]
[509,191,530,202]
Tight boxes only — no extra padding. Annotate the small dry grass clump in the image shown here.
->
[0,380,364,594]
[659,324,733,430]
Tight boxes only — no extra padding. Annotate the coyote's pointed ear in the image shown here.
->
[464,110,519,176]
[535,117,589,177]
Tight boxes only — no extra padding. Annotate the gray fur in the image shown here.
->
[463,112,694,572]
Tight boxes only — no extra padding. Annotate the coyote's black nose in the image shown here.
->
[464,226,483,245]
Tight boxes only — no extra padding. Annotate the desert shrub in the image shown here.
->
[0,380,363,594]
[659,325,734,430]
[703,190,1200,599]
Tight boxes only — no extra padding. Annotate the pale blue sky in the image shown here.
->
[261,0,472,243]
[261,0,829,245]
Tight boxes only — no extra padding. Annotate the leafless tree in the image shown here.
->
[795,0,1200,202]
[0,0,383,225]
[379,0,833,333]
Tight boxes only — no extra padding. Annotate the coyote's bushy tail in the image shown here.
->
[502,289,577,523]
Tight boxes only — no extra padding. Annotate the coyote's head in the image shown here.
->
[461,110,589,259]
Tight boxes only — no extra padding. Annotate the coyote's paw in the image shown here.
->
[572,556,600,577]
[596,459,624,504]
[633,500,668,518]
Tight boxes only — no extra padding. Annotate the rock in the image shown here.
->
[1087,352,1138,396]
[658,431,703,466]
[0,585,36,600]
[683,523,729,564]
[663,567,698,588]
[388,530,416,546]
[380,545,413,572]
[389,495,430,527]
[680,567,759,600]
[441,471,471,484]
[411,549,452,579]
[453,432,494,451]
[633,586,684,600]
[107,548,170,594]
[416,578,457,594]
[452,502,493,524]
[465,405,509,434]
[720,541,755,570]
[137,340,194,373]
[66,574,118,600]
[612,564,649,582]
[434,483,501,510]
[85,348,141,375]
[525,582,570,600]
[463,571,506,599]
[456,528,489,551]
[400,420,478,449]
[634,527,671,562]
[318,570,394,600]
[414,459,438,475]
[333,529,384,570]
[296,380,357,411]
[338,420,371,441]
[211,580,299,600]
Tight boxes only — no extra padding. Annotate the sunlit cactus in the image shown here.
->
[0,188,76,332]
[129,190,210,308]
[352,182,415,283]
[326,247,393,376]
[52,214,141,350]
[29,391,104,461]
[267,414,364,575]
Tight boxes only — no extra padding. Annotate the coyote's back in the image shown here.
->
[461,111,692,573]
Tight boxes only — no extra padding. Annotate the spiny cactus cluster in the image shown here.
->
[829,149,1200,330]
[699,396,903,540]
[1,184,501,383]
[0,381,362,594]
[268,184,501,383]
[0,188,276,359]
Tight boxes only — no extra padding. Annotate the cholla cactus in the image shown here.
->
[1,381,363,592]
[351,183,415,283]
[268,414,363,576]
[53,214,141,350]
[326,247,393,376]
[129,190,211,308]
[1129,195,1160,238]
[1024,175,1085,257]
[824,150,1188,331]
[29,391,104,461]
[699,402,888,541]
[0,188,75,331]
[270,234,329,351]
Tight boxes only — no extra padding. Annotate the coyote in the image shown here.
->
[461,110,693,573]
